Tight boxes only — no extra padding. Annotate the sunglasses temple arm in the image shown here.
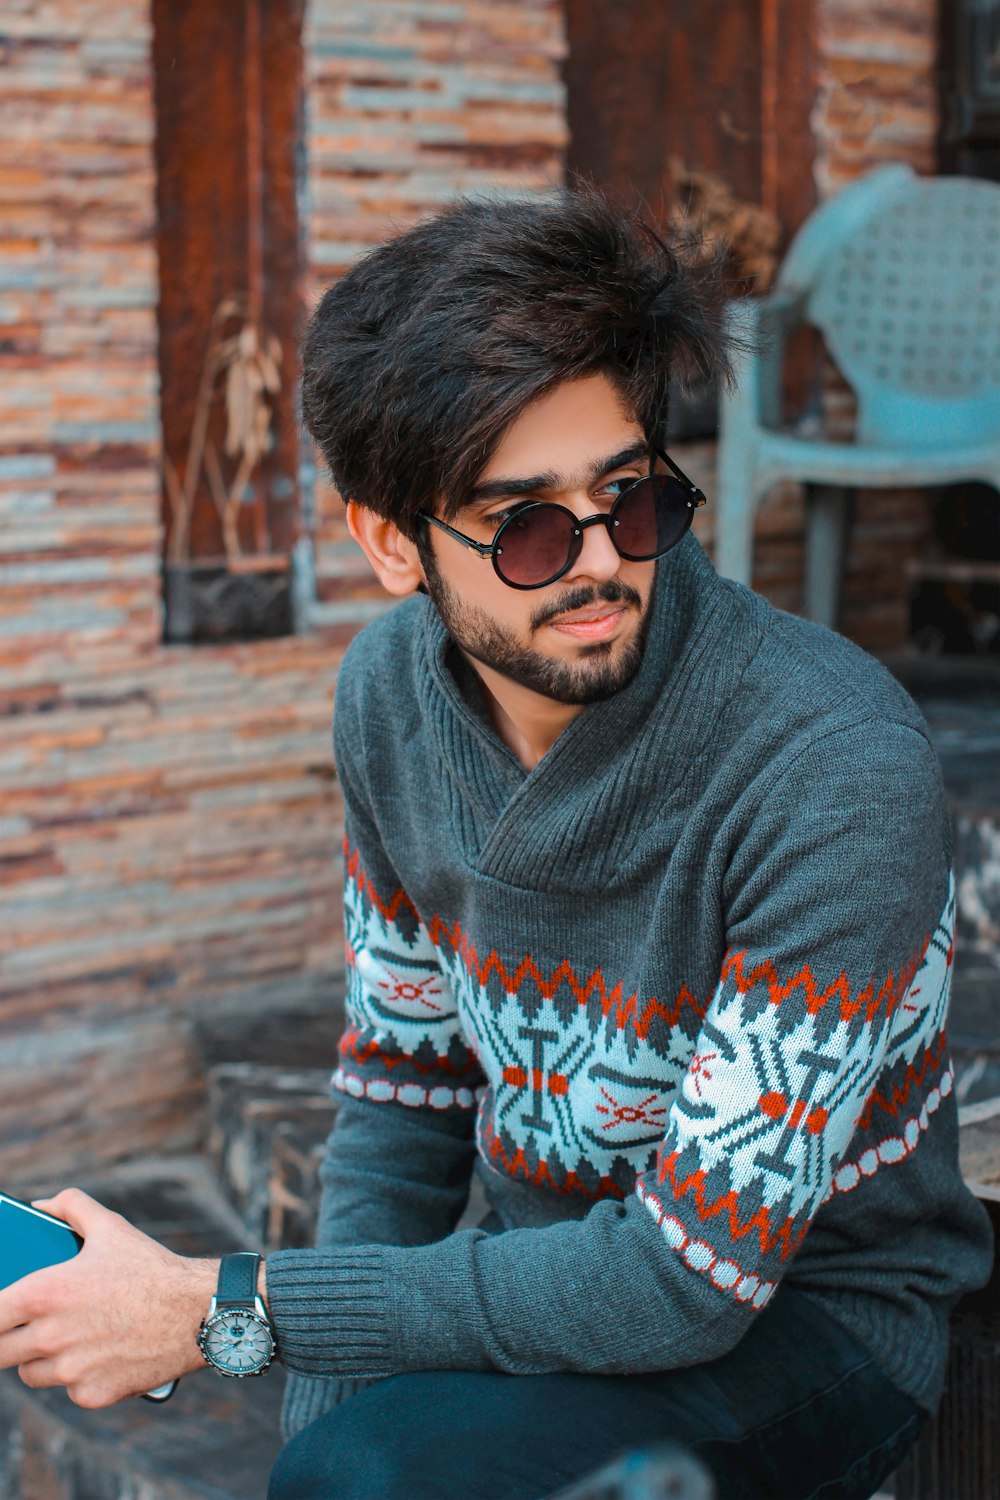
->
[421,512,495,556]
[654,447,707,505]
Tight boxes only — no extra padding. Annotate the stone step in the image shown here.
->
[189,978,345,1075]
[950,952,1000,1109]
[0,1156,286,1500]
[207,1060,490,1249]
[207,1063,338,1251]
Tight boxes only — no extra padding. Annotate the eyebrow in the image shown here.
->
[464,441,650,508]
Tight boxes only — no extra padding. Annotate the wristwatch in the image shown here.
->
[197,1252,277,1377]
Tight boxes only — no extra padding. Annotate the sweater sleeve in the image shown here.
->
[281,670,485,1436]
[280,1096,481,1437]
[267,719,962,1383]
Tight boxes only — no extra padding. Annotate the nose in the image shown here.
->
[563,511,623,584]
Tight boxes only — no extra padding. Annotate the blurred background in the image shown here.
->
[0,2,997,1494]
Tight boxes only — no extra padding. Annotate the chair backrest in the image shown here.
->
[778,167,1000,447]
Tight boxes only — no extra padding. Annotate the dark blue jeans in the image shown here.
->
[267,1286,924,1500]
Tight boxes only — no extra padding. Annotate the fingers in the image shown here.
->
[0,1322,61,1370]
[32,1188,112,1237]
[17,1354,75,1390]
[0,1261,72,1338]
[16,1356,117,1409]
[13,1325,87,1391]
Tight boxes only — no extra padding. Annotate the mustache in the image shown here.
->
[530,579,642,631]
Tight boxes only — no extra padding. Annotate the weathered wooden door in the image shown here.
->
[152,0,306,638]
[563,0,816,247]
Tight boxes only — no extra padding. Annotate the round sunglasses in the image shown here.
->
[419,448,706,590]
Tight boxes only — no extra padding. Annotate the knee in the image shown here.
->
[266,1377,432,1500]
[268,1424,330,1500]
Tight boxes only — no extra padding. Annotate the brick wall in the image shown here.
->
[0,1,346,1184]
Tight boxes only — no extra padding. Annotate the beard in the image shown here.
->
[420,547,651,705]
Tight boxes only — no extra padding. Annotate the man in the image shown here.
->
[0,191,992,1500]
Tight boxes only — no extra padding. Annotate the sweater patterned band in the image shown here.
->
[334,848,955,1311]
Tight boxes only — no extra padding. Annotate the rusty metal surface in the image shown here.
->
[563,0,817,247]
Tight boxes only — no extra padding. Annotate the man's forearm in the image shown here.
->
[314,1093,478,1251]
[265,1193,746,1383]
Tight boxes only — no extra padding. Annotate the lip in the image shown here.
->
[547,606,628,641]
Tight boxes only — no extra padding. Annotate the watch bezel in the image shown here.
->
[197,1304,276,1377]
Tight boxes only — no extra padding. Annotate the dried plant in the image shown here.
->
[163,299,282,567]
[668,164,782,294]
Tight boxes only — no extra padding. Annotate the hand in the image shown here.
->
[0,1189,220,1408]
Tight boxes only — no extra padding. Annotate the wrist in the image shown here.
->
[186,1259,225,1372]
[197,1252,277,1378]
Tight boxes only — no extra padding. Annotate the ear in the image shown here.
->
[346,502,425,597]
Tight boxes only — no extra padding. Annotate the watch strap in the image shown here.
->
[217,1251,261,1307]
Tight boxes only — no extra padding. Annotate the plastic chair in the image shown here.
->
[715,165,1000,628]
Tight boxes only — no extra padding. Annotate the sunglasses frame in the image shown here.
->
[418,447,706,590]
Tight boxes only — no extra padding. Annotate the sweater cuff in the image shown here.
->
[266,1247,395,1378]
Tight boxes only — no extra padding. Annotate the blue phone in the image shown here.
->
[0,1190,177,1403]
[0,1191,83,1290]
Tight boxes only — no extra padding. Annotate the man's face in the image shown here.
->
[419,373,658,706]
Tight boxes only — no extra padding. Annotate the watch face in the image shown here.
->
[201,1309,274,1375]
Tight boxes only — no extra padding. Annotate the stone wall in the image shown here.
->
[0,0,345,1184]
[0,0,161,657]
[814,0,939,194]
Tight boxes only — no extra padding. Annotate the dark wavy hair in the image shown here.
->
[302,187,732,537]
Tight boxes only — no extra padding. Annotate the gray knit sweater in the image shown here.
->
[268,535,993,1438]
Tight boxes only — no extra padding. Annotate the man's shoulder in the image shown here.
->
[697,588,939,812]
[336,595,428,718]
[740,592,928,741]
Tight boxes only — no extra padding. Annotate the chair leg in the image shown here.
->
[714,472,760,586]
[804,485,854,630]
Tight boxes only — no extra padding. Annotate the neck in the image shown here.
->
[463,654,583,770]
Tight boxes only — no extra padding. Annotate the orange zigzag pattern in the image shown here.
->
[856,1028,949,1131]
[339,1026,479,1079]
[346,841,930,1037]
[345,841,421,928]
[720,934,930,1028]
[657,1148,808,1263]
[345,839,707,1036]
[482,1120,625,1201]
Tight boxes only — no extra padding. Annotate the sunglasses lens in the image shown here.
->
[614,475,691,560]
[495,505,578,586]
[490,473,695,586]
